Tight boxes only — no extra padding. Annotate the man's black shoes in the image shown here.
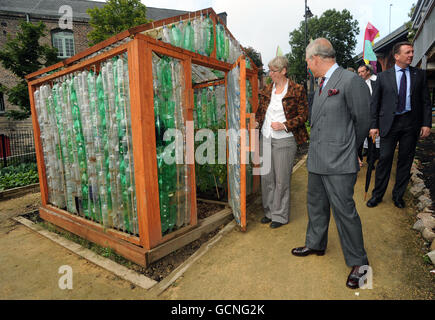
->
[291,246,325,257]
[346,265,370,289]
[366,196,382,208]
[393,197,405,209]
[270,221,284,229]
[260,216,272,224]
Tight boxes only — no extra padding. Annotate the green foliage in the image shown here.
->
[0,21,59,120]
[287,9,359,83]
[195,120,227,198]
[0,163,39,191]
[243,46,265,77]
[87,0,151,46]
[406,3,417,42]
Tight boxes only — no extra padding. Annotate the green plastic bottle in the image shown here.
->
[204,15,214,56]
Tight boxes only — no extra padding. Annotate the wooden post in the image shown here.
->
[128,38,162,250]
[239,58,247,232]
[183,58,198,227]
[28,84,48,206]
[250,73,260,193]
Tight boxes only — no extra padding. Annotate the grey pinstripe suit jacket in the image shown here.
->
[307,67,371,175]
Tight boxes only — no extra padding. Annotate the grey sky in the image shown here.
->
[140,0,412,70]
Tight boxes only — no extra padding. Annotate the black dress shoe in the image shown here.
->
[269,221,284,229]
[393,197,405,209]
[261,216,272,224]
[346,265,369,289]
[291,246,325,257]
[366,196,381,208]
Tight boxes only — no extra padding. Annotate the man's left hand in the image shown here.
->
[271,122,286,131]
[420,126,431,138]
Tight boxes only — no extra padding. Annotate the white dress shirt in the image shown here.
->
[322,63,339,88]
[262,80,294,139]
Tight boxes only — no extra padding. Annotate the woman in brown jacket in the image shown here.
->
[255,56,309,228]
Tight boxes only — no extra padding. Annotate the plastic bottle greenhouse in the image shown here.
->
[26,8,259,266]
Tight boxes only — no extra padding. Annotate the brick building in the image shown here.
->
[0,0,227,130]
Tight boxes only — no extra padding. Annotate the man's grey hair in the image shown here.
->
[306,38,336,60]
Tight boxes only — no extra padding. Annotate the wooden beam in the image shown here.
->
[128,38,162,250]
[45,205,141,246]
[183,57,198,229]
[239,57,247,232]
[249,73,260,193]
[25,30,132,81]
[146,208,233,264]
[39,206,148,267]
[28,43,130,87]
[28,84,48,206]
[136,34,233,73]
[192,79,225,89]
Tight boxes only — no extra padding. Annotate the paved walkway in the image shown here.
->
[0,157,434,299]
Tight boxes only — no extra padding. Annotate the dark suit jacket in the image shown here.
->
[370,66,432,137]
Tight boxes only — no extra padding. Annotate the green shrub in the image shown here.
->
[0,162,39,191]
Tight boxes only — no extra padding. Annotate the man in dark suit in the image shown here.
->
[291,38,371,289]
[367,42,432,209]
[358,64,377,95]
[358,64,379,161]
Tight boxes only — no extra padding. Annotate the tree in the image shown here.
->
[287,9,359,83]
[0,21,59,120]
[243,46,265,77]
[406,3,417,42]
[87,0,151,46]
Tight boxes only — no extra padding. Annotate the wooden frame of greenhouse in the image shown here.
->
[25,8,259,267]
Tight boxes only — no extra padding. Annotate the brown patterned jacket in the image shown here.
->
[256,80,309,145]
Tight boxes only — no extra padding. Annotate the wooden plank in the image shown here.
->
[0,183,40,201]
[25,61,65,80]
[183,58,198,228]
[146,208,233,264]
[225,72,231,205]
[46,204,141,246]
[192,79,225,89]
[28,43,129,87]
[239,58,247,232]
[250,73,260,193]
[197,198,229,206]
[39,206,148,267]
[128,38,162,250]
[25,31,132,81]
[28,84,48,206]
[136,34,232,73]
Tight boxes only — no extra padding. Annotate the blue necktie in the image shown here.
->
[397,69,407,113]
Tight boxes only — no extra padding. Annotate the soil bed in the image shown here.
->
[415,131,435,211]
[21,202,225,282]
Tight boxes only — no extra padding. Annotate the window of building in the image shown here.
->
[0,92,5,114]
[51,30,75,58]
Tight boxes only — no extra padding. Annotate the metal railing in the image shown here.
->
[0,130,36,168]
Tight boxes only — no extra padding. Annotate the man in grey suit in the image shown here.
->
[291,38,371,289]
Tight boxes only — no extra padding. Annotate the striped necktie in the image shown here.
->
[319,77,326,95]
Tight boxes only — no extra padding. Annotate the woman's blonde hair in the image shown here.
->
[268,56,288,72]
